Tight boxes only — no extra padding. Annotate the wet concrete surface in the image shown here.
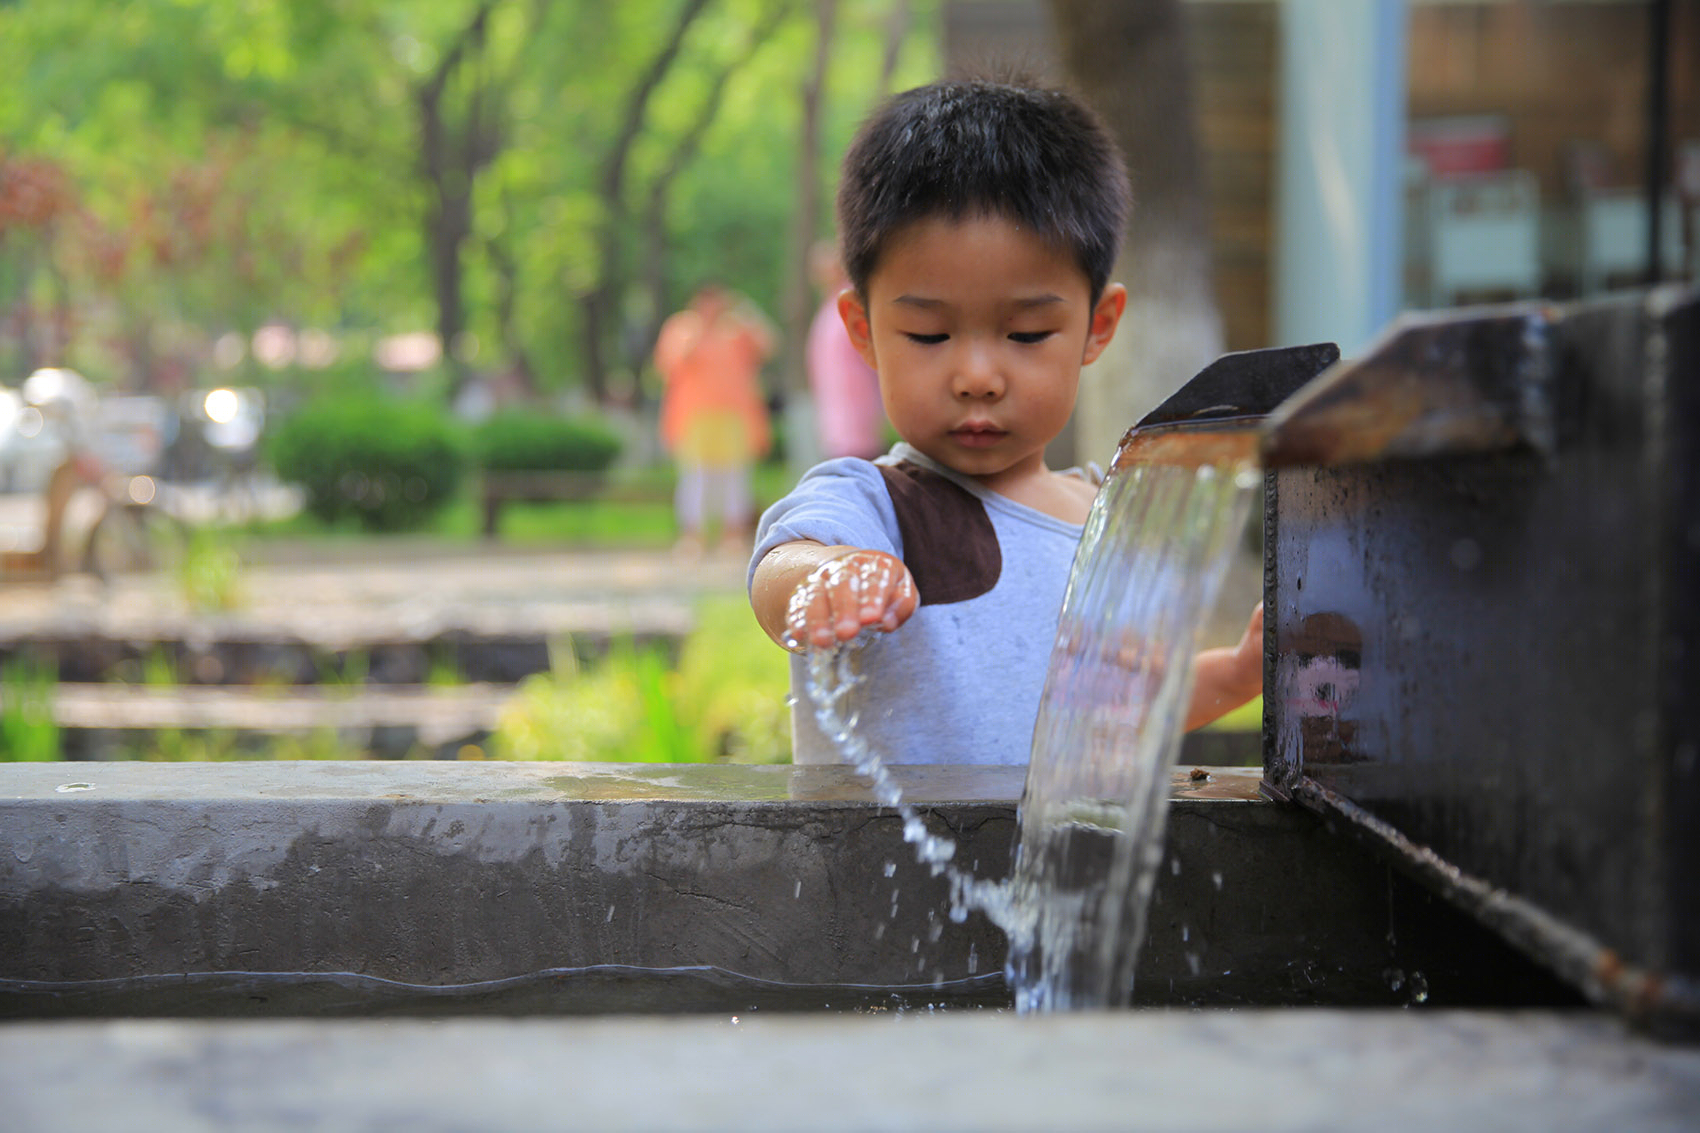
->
[1,763,1581,1016]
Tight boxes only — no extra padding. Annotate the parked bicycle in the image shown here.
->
[0,369,188,583]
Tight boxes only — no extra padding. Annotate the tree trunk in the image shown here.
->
[638,1,795,385]
[579,0,711,405]
[416,0,502,401]
[1047,0,1224,464]
[485,198,538,400]
[780,0,838,471]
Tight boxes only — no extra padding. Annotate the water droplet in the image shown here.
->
[1181,925,1189,943]
[1185,952,1202,976]
[1449,538,1482,571]
[794,880,802,899]
[1211,871,1223,890]
[1170,857,1181,877]
[1383,967,1405,992]
[56,783,95,793]
[729,1015,740,1025]
[605,905,615,922]
[873,923,886,940]
[883,861,897,878]
[1409,971,1429,1004]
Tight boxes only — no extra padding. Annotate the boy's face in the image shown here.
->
[838,214,1124,490]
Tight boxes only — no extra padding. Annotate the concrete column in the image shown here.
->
[1275,0,1408,355]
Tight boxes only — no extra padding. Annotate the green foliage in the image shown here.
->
[0,655,60,762]
[671,595,792,763]
[492,595,791,763]
[493,640,693,762]
[267,397,468,532]
[0,0,940,395]
[174,528,245,612]
[472,412,623,474]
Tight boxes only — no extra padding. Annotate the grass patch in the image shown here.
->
[1,655,59,761]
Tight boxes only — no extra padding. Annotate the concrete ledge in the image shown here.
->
[0,763,1578,1015]
[4,1011,1696,1132]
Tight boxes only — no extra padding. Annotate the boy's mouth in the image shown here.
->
[950,422,1007,448]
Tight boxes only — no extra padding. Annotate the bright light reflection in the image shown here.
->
[204,388,240,424]
[22,367,77,405]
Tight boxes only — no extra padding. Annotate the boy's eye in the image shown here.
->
[1009,331,1054,345]
[903,332,948,345]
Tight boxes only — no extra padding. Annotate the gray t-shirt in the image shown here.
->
[749,442,1088,765]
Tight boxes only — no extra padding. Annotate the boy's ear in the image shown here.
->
[837,289,879,370]
[1081,283,1127,367]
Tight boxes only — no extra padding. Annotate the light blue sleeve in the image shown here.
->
[747,458,902,593]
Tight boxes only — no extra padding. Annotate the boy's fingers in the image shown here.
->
[787,550,915,649]
[893,573,918,621]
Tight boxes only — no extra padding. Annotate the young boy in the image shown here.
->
[748,78,1262,765]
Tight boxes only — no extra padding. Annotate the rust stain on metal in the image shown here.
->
[1112,425,1261,473]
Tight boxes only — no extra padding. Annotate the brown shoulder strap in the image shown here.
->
[878,460,1001,606]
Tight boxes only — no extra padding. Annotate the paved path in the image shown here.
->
[0,541,754,643]
[0,534,1261,647]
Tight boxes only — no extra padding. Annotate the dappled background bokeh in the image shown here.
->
[1,0,1695,764]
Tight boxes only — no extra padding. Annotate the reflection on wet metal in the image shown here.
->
[1262,285,1700,1037]
[1261,306,1556,469]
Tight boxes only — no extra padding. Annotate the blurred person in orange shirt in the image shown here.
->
[654,284,774,556]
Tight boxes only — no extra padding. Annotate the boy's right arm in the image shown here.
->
[751,540,918,650]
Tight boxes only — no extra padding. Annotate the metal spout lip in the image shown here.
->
[1114,342,1342,471]
[1132,342,1342,433]
[1260,304,1559,469]
[1111,420,1264,472]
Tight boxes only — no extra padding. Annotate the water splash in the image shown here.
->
[803,644,1013,929]
[799,443,1259,1013]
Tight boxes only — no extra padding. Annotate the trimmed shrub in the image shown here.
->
[267,398,467,531]
[472,412,623,474]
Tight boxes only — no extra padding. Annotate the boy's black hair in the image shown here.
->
[836,78,1130,304]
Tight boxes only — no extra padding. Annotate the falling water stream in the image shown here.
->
[804,426,1263,1011]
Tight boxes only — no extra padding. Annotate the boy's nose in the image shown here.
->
[952,343,1004,399]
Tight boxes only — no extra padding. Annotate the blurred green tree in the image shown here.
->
[0,0,937,404]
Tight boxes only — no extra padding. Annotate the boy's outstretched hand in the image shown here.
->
[783,549,918,650]
[1185,602,1265,732]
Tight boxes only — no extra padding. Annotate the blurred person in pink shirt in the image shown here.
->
[806,242,886,460]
